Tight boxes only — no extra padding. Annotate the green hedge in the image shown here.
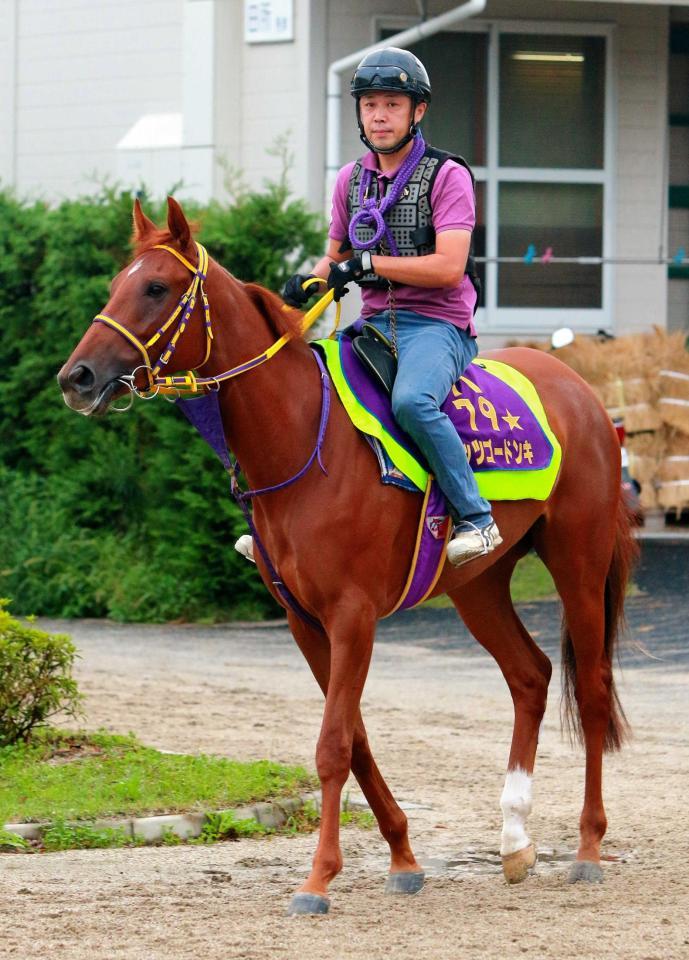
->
[0,183,325,621]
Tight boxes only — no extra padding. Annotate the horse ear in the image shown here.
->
[132,198,156,241]
[166,196,191,248]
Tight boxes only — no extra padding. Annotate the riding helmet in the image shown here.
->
[350,47,431,154]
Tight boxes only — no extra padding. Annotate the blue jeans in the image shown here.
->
[366,309,492,526]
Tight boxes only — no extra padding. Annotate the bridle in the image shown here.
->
[92,241,336,408]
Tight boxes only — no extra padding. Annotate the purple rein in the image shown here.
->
[348,134,426,256]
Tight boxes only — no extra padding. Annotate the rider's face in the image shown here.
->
[358,92,427,151]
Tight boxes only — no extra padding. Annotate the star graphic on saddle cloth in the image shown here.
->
[502,409,523,431]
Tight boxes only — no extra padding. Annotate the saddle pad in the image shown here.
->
[314,336,562,501]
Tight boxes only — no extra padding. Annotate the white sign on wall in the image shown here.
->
[245,0,294,44]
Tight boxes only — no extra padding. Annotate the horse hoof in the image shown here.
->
[286,892,330,916]
[502,843,537,884]
[384,870,425,895]
[568,860,603,884]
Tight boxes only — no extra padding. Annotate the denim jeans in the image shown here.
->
[366,309,492,526]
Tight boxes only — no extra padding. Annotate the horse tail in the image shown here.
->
[561,495,639,752]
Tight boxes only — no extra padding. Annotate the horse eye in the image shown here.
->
[146,281,168,298]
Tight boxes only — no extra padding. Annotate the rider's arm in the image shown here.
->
[312,238,350,280]
[369,229,471,288]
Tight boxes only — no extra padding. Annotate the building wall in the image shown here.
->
[2,0,184,200]
[215,0,326,209]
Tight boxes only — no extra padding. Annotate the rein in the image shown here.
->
[93,241,338,402]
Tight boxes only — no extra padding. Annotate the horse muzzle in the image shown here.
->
[58,360,130,416]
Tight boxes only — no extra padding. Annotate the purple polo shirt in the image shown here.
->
[329,151,477,336]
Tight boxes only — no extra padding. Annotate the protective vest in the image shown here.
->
[343,145,481,306]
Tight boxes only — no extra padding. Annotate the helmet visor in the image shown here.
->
[351,65,419,97]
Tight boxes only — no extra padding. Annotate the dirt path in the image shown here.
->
[1,609,688,960]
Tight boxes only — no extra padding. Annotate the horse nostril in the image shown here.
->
[67,363,96,394]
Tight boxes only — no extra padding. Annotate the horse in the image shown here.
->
[58,197,637,915]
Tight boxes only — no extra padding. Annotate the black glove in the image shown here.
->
[326,256,367,302]
[282,273,319,308]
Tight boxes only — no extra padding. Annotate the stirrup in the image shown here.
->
[351,323,397,395]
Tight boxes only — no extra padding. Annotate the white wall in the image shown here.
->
[613,3,669,333]
[0,0,18,188]
[8,0,184,199]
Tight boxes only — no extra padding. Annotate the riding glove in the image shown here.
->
[282,273,319,308]
[327,252,372,302]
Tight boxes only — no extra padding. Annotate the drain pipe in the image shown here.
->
[324,0,487,209]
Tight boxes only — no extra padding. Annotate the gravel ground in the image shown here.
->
[1,554,688,960]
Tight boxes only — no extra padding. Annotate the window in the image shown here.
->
[498,183,603,308]
[499,34,605,170]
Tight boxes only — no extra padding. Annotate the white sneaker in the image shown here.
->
[234,534,255,563]
[446,520,502,567]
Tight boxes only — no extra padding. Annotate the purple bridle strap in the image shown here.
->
[229,348,331,633]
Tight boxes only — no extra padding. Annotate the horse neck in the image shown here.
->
[202,267,323,493]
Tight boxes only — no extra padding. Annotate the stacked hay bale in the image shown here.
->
[657,362,689,516]
[520,329,689,517]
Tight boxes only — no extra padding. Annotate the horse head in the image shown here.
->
[58,197,210,415]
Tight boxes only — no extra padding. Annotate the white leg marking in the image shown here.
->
[500,768,533,856]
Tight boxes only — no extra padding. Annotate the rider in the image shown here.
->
[283,46,501,566]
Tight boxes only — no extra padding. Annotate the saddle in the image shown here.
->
[351,323,397,395]
[314,334,562,504]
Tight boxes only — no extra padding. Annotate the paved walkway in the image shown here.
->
[380,541,689,668]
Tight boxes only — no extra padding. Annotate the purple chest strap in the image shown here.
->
[177,350,329,633]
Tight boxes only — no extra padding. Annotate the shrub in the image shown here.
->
[0,601,83,746]
[0,164,326,621]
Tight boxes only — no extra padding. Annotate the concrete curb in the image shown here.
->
[2,792,322,847]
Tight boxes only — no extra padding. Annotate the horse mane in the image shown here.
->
[243,282,306,341]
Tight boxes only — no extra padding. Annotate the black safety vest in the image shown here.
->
[341,145,481,305]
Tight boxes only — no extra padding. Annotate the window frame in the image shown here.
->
[374,16,617,335]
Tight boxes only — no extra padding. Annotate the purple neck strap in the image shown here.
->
[233,349,330,502]
[348,134,426,256]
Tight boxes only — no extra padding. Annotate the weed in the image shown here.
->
[0,828,28,852]
[159,827,183,846]
[284,799,320,835]
[194,811,270,844]
[42,821,132,852]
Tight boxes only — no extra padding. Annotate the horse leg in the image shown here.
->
[285,601,395,915]
[286,612,424,895]
[534,501,631,884]
[448,548,553,884]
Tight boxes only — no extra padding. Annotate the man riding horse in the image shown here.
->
[283,46,501,566]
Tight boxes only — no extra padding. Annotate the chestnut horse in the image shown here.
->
[58,198,636,915]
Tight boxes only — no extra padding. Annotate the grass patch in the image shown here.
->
[340,809,377,830]
[0,729,316,827]
[424,551,556,610]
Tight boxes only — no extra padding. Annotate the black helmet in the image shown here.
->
[350,47,431,155]
[350,47,431,104]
